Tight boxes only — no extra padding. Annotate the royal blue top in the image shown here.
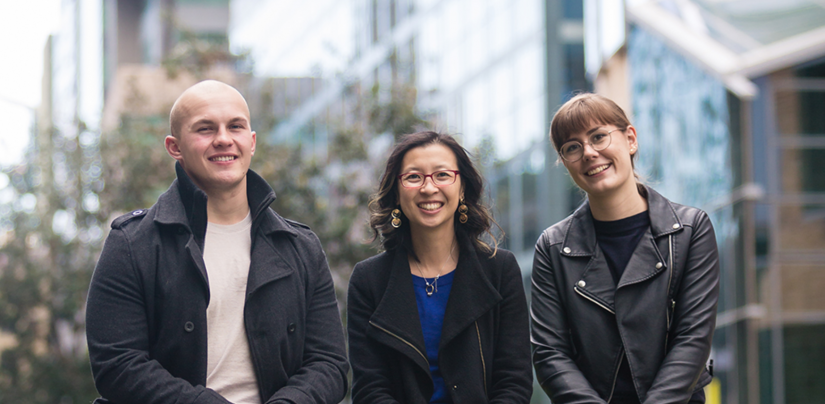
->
[412,270,455,404]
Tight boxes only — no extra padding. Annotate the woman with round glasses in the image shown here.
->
[531,93,719,404]
[347,131,532,403]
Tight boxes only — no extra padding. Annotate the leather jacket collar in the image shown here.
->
[561,185,685,258]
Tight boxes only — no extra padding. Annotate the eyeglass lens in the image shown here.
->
[401,171,457,187]
[560,131,613,162]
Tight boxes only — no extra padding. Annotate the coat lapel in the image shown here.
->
[617,230,667,289]
[368,250,430,374]
[246,231,296,296]
[566,186,687,313]
[185,236,211,304]
[439,246,502,350]
[562,202,617,312]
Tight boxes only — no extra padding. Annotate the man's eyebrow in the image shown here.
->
[190,118,215,127]
[228,117,249,125]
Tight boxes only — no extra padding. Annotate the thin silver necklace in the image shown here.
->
[414,240,456,297]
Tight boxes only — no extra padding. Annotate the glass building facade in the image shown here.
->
[229,0,589,270]
[614,1,825,402]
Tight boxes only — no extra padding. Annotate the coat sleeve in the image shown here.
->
[86,228,231,404]
[530,232,608,404]
[642,212,719,404]
[488,252,533,404]
[265,232,349,404]
[347,262,401,404]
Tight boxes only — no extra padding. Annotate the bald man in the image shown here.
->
[86,80,348,404]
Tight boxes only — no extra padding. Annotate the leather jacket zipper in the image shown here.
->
[574,286,624,402]
[369,321,429,365]
[607,350,624,403]
[475,321,487,397]
[574,286,615,314]
[665,235,675,352]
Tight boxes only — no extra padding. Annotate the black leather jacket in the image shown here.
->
[530,186,719,403]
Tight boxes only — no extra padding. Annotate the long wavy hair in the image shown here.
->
[368,131,499,259]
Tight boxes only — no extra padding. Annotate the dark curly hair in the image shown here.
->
[368,131,499,259]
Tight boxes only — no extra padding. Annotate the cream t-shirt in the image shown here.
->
[203,212,260,404]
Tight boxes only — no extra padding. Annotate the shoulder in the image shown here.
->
[348,251,394,296]
[352,251,394,279]
[661,197,713,233]
[269,211,320,245]
[485,247,516,268]
[672,202,711,229]
[486,248,522,277]
[110,208,150,230]
[537,211,576,249]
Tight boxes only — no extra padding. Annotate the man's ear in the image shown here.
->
[165,135,184,162]
[251,131,256,155]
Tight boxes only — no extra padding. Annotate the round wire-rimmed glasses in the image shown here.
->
[397,170,460,188]
[559,128,625,163]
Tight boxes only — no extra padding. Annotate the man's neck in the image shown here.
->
[206,185,251,225]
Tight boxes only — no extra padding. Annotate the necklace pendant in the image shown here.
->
[426,283,435,296]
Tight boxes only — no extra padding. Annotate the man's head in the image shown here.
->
[165,80,256,196]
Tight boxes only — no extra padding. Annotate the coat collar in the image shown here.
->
[153,162,297,242]
[369,243,502,373]
[561,185,683,257]
[565,186,679,311]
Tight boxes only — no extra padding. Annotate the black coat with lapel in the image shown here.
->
[86,163,349,404]
[347,244,532,403]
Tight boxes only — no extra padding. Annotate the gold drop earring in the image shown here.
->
[458,197,469,224]
[391,208,402,228]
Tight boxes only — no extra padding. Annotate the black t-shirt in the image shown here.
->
[593,211,650,284]
[592,211,705,403]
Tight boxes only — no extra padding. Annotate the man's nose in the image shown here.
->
[213,126,232,145]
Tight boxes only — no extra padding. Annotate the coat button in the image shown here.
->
[184,321,195,332]
[672,223,680,229]
[577,280,586,288]
[453,385,458,389]
[287,323,296,333]
[131,209,143,216]
[656,262,663,269]
[563,247,571,254]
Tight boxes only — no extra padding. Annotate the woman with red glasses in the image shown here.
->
[347,131,532,403]
[531,93,719,403]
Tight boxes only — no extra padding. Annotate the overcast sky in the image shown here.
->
[0,0,61,168]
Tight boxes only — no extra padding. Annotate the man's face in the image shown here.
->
[165,85,256,196]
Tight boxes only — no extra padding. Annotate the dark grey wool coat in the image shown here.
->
[86,163,348,404]
[347,243,533,403]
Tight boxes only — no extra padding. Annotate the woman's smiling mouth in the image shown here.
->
[586,164,611,176]
[418,202,444,211]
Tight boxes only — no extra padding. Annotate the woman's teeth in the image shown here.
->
[587,164,610,176]
[418,202,443,211]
